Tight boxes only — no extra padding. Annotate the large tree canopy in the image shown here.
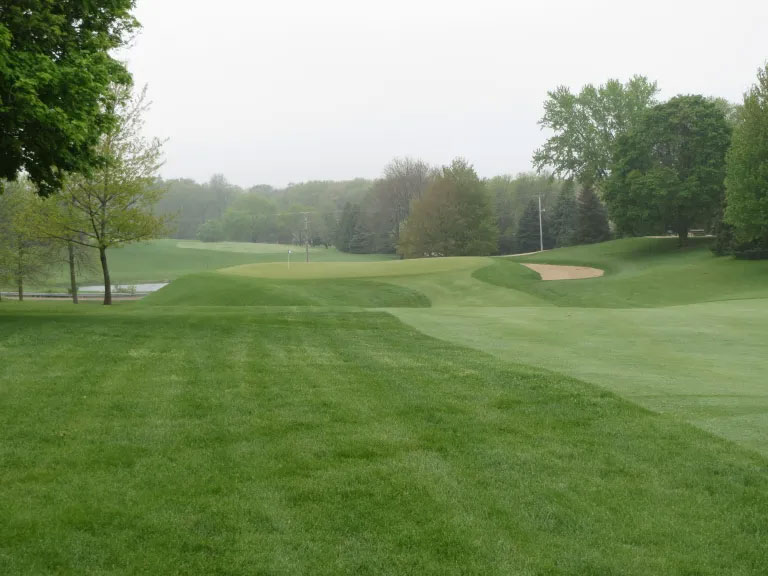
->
[0,1,139,195]
[533,76,658,188]
[725,64,768,247]
[604,95,731,243]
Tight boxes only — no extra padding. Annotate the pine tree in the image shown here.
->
[349,221,372,253]
[575,187,611,244]
[335,202,360,253]
[549,181,578,247]
[516,200,542,253]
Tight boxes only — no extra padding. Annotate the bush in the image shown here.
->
[197,219,225,242]
[733,243,768,260]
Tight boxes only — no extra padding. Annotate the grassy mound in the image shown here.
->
[2,305,768,574]
[222,257,550,308]
[145,272,431,308]
[474,237,768,307]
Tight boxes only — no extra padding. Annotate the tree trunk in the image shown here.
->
[17,278,23,302]
[677,226,689,247]
[99,246,112,305]
[68,242,79,304]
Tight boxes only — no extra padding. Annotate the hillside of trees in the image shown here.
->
[154,161,608,257]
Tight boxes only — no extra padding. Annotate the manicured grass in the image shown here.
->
[144,273,430,308]
[485,237,768,308]
[4,237,768,573]
[392,299,768,456]
[222,257,550,307]
[2,304,768,574]
[222,256,491,280]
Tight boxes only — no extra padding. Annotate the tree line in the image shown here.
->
[534,67,768,256]
[162,67,768,260]
[158,160,612,258]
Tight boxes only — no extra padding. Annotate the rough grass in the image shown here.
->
[2,304,768,575]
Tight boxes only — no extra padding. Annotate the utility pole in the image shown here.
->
[304,212,310,263]
[538,194,544,252]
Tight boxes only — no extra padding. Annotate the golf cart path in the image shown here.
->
[522,263,604,281]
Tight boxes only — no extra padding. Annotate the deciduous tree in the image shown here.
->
[44,84,167,304]
[0,1,139,194]
[605,95,731,245]
[0,179,56,300]
[398,159,497,258]
[725,64,768,252]
[533,76,658,188]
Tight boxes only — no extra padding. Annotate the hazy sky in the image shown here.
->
[125,0,768,188]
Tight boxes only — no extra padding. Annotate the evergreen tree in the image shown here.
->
[349,221,372,254]
[575,187,611,244]
[549,181,578,247]
[335,202,360,253]
[516,200,543,253]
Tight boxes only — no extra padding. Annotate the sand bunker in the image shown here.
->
[522,263,604,281]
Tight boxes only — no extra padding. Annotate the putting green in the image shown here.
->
[221,256,491,279]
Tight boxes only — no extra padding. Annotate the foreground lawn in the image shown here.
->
[2,303,768,574]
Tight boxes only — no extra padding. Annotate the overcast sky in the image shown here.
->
[125,0,768,188]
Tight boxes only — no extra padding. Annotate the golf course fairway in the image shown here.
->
[2,237,767,574]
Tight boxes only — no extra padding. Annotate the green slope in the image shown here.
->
[144,272,430,308]
[221,257,549,308]
[479,237,768,308]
